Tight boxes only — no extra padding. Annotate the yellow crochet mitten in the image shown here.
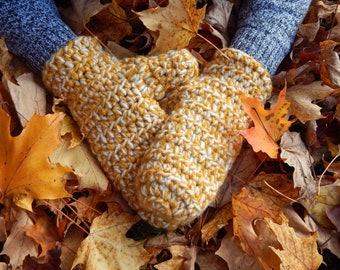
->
[132,48,272,228]
[42,36,199,203]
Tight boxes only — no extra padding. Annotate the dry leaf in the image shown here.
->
[201,203,232,242]
[286,81,333,123]
[320,40,340,88]
[0,109,71,210]
[50,138,109,192]
[232,188,283,269]
[24,211,60,257]
[61,0,110,34]
[240,88,293,159]
[155,245,197,270]
[216,223,263,270]
[280,131,316,199]
[300,180,340,229]
[5,73,46,127]
[136,0,206,54]
[0,210,38,269]
[266,218,323,270]
[71,211,151,270]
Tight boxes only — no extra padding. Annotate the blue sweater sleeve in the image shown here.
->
[0,0,76,74]
[230,0,312,75]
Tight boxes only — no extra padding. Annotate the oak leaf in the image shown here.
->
[286,81,333,123]
[0,109,71,210]
[265,218,322,270]
[71,211,151,270]
[240,88,294,159]
[280,131,316,199]
[136,0,206,54]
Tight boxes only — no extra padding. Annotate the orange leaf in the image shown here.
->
[24,210,60,257]
[240,88,293,159]
[0,108,72,210]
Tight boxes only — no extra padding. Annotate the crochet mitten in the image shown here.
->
[132,49,272,228]
[43,36,199,205]
[230,0,312,75]
[0,0,75,74]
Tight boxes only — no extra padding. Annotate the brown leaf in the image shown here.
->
[155,245,197,270]
[0,210,38,270]
[201,203,232,242]
[61,0,110,34]
[24,211,60,257]
[22,246,61,270]
[266,218,323,270]
[0,109,72,210]
[286,81,333,123]
[71,211,151,270]
[232,188,283,269]
[5,73,46,127]
[280,131,316,199]
[136,0,206,54]
[320,39,340,88]
[216,223,263,270]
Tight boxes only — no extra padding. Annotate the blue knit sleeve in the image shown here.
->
[0,0,76,74]
[230,0,312,75]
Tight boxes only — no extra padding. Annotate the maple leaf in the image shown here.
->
[72,211,151,270]
[280,131,316,199]
[0,109,72,210]
[232,188,283,269]
[136,0,206,54]
[265,218,322,270]
[240,88,294,159]
[286,81,334,123]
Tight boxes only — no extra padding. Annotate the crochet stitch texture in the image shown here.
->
[43,36,272,228]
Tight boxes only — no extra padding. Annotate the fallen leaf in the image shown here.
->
[240,88,294,159]
[61,0,110,34]
[71,211,151,270]
[266,218,323,270]
[22,246,61,270]
[136,0,206,54]
[0,108,72,210]
[5,73,46,127]
[280,131,316,199]
[0,210,38,269]
[286,81,333,123]
[201,203,232,242]
[50,138,109,193]
[59,114,83,148]
[232,188,283,269]
[154,245,197,270]
[195,249,229,270]
[216,223,263,270]
[320,40,340,88]
[24,211,60,257]
[300,180,340,229]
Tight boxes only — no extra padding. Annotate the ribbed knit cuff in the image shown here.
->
[0,0,76,74]
[230,0,312,75]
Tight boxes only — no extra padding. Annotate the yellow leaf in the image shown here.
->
[155,245,197,270]
[136,0,206,54]
[72,211,151,270]
[265,218,322,270]
[240,88,294,159]
[0,109,71,210]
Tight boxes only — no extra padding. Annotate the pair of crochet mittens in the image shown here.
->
[0,0,311,228]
